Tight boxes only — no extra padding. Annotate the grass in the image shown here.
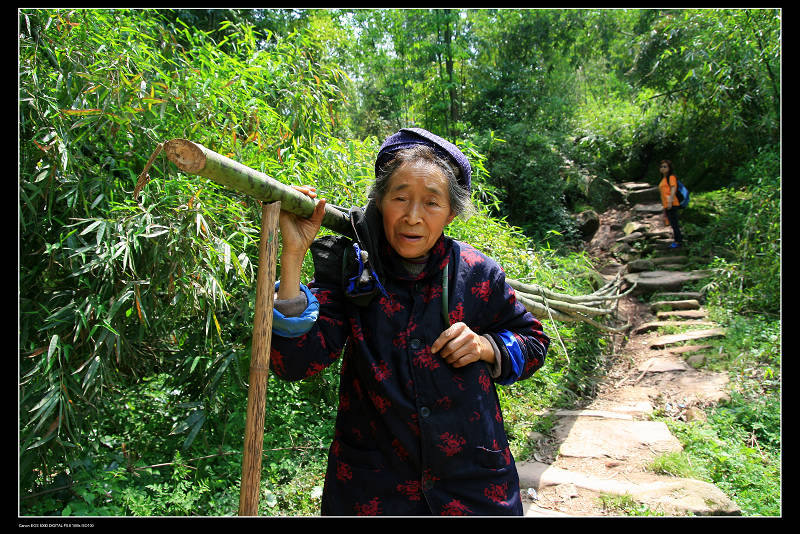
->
[598,494,666,517]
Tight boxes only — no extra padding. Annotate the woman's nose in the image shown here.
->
[405,201,423,224]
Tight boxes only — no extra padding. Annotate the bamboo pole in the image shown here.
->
[238,201,281,516]
[160,139,631,333]
[163,138,353,237]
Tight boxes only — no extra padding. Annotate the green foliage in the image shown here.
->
[664,418,780,516]
[19,6,367,497]
[682,147,780,315]
[598,494,665,517]
[19,7,780,517]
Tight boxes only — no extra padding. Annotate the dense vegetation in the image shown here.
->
[19,8,780,517]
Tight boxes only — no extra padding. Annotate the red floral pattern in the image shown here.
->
[271,237,550,516]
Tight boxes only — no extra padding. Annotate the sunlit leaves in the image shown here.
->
[18,8,363,463]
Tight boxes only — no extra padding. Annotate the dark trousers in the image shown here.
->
[666,207,683,244]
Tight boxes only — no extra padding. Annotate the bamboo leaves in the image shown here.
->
[20,8,362,462]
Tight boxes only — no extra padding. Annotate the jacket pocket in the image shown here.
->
[334,437,385,469]
[475,446,509,470]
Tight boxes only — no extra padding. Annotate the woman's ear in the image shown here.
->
[445,211,456,226]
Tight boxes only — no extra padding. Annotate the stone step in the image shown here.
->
[632,320,717,335]
[650,299,701,312]
[651,291,702,301]
[625,270,713,293]
[649,328,727,349]
[518,461,740,516]
[627,186,661,204]
[616,231,644,243]
[633,203,663,214]
[553,417,681,460]
[656,309,708,319]
[667,344,714,355]
[651,255,688,265]
[637,356,691,373]
[620,181,653,191]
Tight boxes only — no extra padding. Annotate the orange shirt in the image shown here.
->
[659,175,679,209]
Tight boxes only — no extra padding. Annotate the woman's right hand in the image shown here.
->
[276,186,326,301]
[279,185,327,259]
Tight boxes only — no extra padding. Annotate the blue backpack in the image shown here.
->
[675,179,690,208]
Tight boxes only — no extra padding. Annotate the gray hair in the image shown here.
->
[369,145,475,219]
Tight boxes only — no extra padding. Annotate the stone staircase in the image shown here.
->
[519,195,740,517]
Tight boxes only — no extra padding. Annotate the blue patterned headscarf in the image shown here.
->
[375,128,472,192]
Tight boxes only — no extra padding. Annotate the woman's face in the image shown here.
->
[659,163,670,175]
[378,162,455,260]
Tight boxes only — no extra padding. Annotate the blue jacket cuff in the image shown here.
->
[493,330,524,385]
[272,282,319,338]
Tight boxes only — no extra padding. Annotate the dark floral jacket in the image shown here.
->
[270,228,549,516]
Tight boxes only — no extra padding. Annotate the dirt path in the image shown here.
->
[519,191,741,517]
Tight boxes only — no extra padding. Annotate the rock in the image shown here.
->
[649,328,727,349]
[616,231,644,243]
[527,431,547,442]
[686,354,706,368]
[555,483,580,500]
[684,407,707,422]
[623,221,646,235]
[574,210,600,241]
[646,230,673,240]
[611,242,638,263]
[587,177,625,210]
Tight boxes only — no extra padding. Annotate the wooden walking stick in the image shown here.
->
[238,200,281,516]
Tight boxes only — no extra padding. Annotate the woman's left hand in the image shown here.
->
[431,322,495,368]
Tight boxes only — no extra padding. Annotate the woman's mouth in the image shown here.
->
[400,233,423,242]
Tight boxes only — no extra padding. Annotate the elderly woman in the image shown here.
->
[270,128,549,516]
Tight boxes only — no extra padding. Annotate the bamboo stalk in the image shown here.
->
[163,139,353,237]
[160,139,632,333]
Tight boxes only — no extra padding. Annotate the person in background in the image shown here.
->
[269,127,550,516]
[659,159,683,249]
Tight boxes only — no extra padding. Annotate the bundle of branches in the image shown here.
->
[153,139,633,333]
[506,274,633,333]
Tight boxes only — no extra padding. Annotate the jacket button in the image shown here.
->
[409,338,422,350]
[420,406,431,418]
[422,479,434,491]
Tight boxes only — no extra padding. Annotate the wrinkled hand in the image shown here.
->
[279,185,326,258]
[431,322,495,368]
